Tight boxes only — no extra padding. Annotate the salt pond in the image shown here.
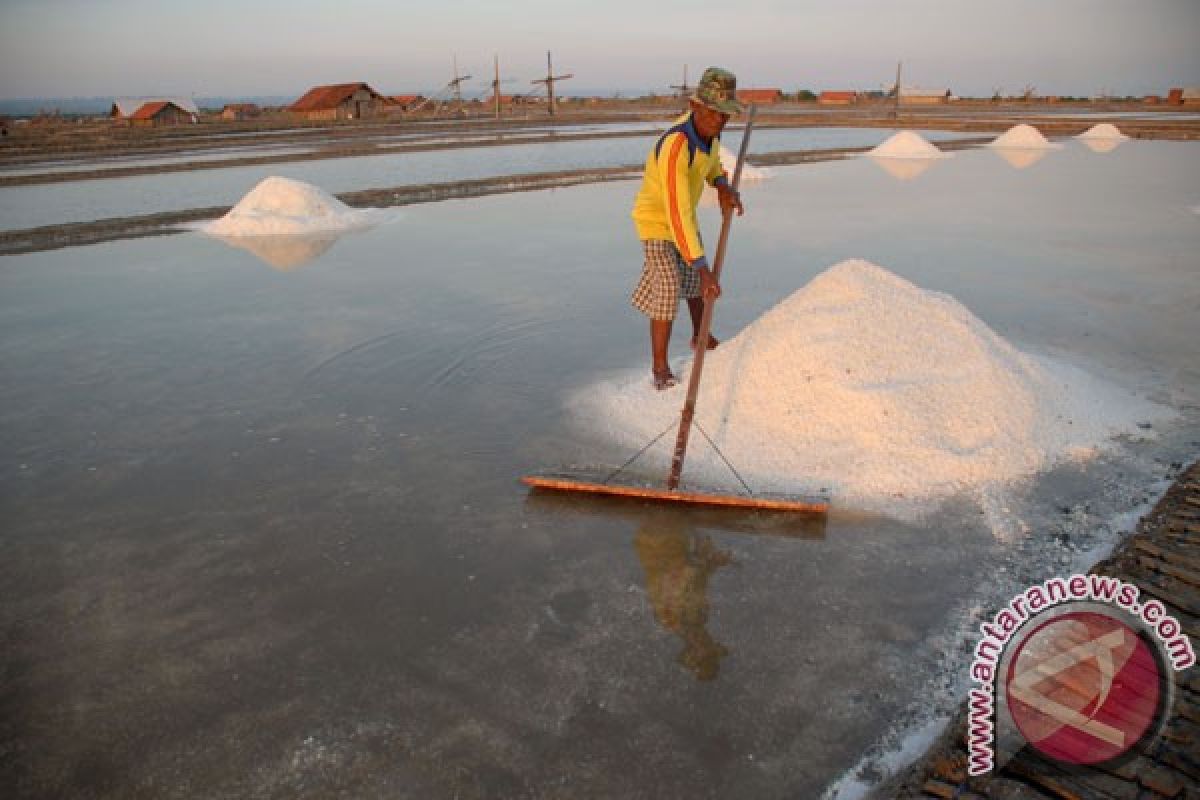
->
[0,127,965,231]
[1,142,1197,798]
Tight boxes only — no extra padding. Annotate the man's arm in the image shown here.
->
[661,133,707,270]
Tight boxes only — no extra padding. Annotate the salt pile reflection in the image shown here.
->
[209,231,342,270]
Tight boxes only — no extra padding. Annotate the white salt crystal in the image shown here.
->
[1076,123,1127,140]
[572,260,1171,518]
[989,124,1062,150]
[701,145,770,206]
[718,144,769,184]
[867,131,949,159]
[202,176,382,236]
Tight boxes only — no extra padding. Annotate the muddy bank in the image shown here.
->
[878,460,1200,800]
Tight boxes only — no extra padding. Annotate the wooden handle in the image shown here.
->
[666,106,757,491]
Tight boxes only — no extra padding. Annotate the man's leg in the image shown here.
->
[633,241,683,387]
[651,319,673,373]
[686,298,719,351]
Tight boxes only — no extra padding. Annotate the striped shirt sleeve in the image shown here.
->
[660,133,705,267]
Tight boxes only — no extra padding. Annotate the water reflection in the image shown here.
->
[868,156,937,182]
[634,516,733,680]
[1079,138,1123,155]
[209,232,342,270]
[991,148,1050,170]
[524,490,825,681]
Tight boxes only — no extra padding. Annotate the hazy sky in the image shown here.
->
[1,0,1197,99]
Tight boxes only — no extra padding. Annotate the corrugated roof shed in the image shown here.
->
[112,97,199,117]
[130,101,172,120]
[289,83,383,112]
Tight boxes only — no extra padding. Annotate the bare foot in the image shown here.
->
[652,368,678,390]
[690,333,719,351]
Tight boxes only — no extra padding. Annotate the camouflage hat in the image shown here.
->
[691,67,744,114]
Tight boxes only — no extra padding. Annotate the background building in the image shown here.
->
[111,97,199,124]
[818,90,857,105]
[220,103,261,121]
[288,83,387,121]
[735,88,783,105]
[899,87,954,105]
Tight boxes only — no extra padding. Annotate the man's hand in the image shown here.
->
[697,265,721,300]
[716,184,744,217]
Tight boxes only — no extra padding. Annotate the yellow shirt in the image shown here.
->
[631,112,728,268]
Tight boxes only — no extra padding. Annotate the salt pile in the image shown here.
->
[867,130,949,159]
[1077,123,1127,140]
[572,260,1169,517]
[701,145,769,207]
[989,124,1062,150]
[202,176,383,236]
[717,144,769,183]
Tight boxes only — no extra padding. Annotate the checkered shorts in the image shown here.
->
[631,239,701,321]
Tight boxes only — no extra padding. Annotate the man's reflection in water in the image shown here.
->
[634,516,734,681]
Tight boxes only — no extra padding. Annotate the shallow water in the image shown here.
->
[0,127,965,231]
[1,142,1197,798]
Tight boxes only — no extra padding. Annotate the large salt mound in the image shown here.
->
[868,130,948,159]
[572,260,1169,517]
[1077,123,1127,140]
[203,176,382,236]
[989,124,1062,150]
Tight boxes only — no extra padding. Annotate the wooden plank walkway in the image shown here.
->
[885,461,1199,799]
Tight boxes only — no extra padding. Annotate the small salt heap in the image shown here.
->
[989,124,1061,150]
[867,130,948,159]
[701,145,769,206]
[573,260,1169,518]
[866,131,948,181]
[1076,123,1127,140]
[719,144,769,183]
[203,176,383,236]
[1076,123,1128,154]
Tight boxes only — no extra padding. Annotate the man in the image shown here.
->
[631,66,745,390]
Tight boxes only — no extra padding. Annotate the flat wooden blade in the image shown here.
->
[521,474,828,514]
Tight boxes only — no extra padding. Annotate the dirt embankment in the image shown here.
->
[3,103,1196,186]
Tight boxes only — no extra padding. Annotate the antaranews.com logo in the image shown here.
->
[967,573,1195,775]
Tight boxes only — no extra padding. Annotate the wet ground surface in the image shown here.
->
[1,142,1198,798]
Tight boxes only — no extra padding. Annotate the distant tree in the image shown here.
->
[795,89,817,102]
